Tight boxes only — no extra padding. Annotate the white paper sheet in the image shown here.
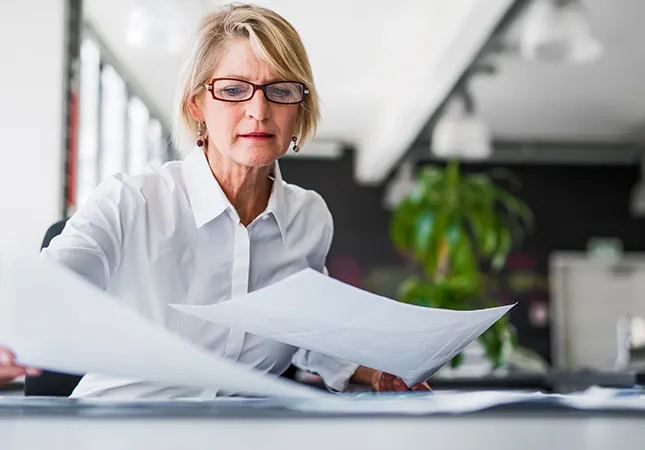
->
[0,251,324,399]
[288,391,547,415]
[170,268,514,386]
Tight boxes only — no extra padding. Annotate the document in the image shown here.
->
[288,390,546,415]
[0,251,324,399]
[170,268,514,386]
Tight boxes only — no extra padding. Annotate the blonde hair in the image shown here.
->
[173,3,320,154]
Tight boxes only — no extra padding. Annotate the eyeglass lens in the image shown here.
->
[212,80,305,104]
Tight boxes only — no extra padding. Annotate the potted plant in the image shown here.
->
[390,160,533,369]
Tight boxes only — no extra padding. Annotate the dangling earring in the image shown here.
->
[197,122,205,148]
[291,136,299,153]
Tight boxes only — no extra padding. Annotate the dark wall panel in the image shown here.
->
[279,152,645,363]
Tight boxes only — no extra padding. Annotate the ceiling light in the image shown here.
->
[384,161,416,211]
[126,0,189,54]
[431,95,492,160]
[520,0,603,64]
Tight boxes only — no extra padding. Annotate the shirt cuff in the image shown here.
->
[292,349,359,393]
[322,358,360,393]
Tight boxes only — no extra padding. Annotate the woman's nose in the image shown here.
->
[245,88,271,121]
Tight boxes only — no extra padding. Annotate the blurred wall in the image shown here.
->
[280,152,645,363]
[0,0,67,251]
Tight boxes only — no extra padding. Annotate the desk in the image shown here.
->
[0,381,24,397]
[1,400,644,450]
[427,370,642,393]
[302,370,643,393]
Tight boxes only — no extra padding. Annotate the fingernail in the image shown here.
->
[26,368,41,377]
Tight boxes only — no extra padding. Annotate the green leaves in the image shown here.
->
[390,162,533,370]
[391,162,532,282]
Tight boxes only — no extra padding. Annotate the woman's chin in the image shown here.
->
[233,147,285,167]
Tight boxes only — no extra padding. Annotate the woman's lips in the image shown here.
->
[239,133,274,140]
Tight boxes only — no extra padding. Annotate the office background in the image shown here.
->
[2,0,645,389]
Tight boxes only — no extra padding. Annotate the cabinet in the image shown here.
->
[550,252,645,370]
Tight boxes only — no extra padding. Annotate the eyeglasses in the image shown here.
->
[204,78,309,104]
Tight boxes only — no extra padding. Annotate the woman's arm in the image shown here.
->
[41,175,138,289]
[3,175,140,383]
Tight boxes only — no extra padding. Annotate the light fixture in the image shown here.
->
[126,0,190,54]
[520,0,603,64]
[383,160,416,211]
[431,90,492,160]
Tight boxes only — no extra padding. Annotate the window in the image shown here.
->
[72,29,171,215]
[76,37,100,208]
[99,65,127,181]
[146,118,165,167]
[127,96,150,175]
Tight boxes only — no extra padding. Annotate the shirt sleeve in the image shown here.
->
[40,174,139,290]
[290,193,359,392]
[291,345,359,393]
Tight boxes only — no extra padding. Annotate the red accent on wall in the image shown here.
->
[66,90,79,210]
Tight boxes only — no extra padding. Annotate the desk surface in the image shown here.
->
[2,411,644,450]
[1,399,645,450]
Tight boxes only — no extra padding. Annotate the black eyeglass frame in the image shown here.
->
[204,78,309,104]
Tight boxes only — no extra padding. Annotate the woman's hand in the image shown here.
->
[350,366,430,392]
[0,348,40,384]
[371,370,431,392]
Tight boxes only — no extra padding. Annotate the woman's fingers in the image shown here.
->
[26,367,42,377]
[392,378,408,392]
[373,371,431,393]
[0,348,15,366]
[377,372,396,392]
[0,366,27,383]
[0,349,26,382]
[0,348,40,382]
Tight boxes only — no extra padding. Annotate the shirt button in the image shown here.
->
[262,214,270,220]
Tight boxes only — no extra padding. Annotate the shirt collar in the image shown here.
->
[182,147,288,241]
[182,148,230,228]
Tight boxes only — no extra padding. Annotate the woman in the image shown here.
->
[0,3,429,396]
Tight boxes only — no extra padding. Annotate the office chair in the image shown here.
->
[24,218,299,396]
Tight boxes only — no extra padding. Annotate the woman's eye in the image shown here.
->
[271,88,290,97]
[215,84,250,98]
[224,87,243,95]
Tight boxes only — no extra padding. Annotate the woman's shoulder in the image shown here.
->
[282,182,332,224]
[87,161,185,208]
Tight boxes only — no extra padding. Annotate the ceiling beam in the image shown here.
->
[359,0,533,185]
[354,0,519,186]
[409,140,645,166]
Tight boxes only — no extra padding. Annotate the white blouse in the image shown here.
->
[41,147,358,399]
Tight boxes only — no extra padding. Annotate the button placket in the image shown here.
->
[224,219,250,362]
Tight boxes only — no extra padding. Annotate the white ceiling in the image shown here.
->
[470,0,645,144]
[84,0,514,184]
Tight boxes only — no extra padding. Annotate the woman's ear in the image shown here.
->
[187,95,205,122]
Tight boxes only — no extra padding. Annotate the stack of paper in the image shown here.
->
[0,249,512,395]
[0,251,323,399]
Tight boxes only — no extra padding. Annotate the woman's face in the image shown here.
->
[192,39,300,168]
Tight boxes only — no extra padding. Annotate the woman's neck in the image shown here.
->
[205,148,273,226]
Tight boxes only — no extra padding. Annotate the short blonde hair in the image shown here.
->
[173,3,320,155]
